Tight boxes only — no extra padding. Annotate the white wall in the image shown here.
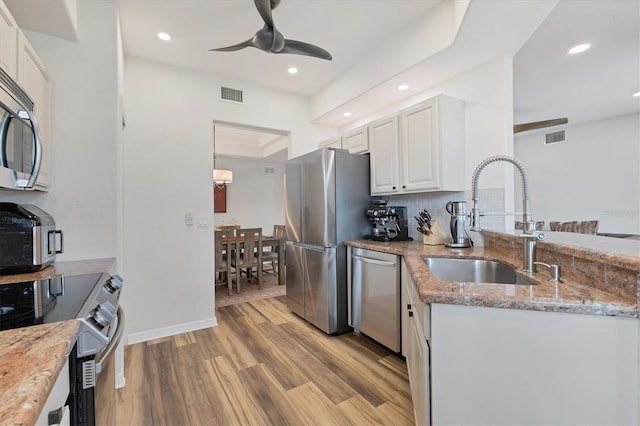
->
[122,56,328,339]
[0,1,121,261]
[214,157,285,232]
[514,113,640,234]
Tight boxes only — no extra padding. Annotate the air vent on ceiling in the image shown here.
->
[545,130,565,144]
[220,86,243,104]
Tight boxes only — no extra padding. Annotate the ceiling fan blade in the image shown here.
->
[513,118,568,133]
[209,39,254,52]
[279,39,332,60]
[254,0,275,29]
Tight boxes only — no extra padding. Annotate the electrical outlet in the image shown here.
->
[185,211,193,226]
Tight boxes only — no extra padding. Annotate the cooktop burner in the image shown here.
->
[0,273,103,332]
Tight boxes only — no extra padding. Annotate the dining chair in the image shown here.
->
[214,229,235,296]
[549,220,599,234]
[514,220,545,231]
[231,227,263,292]
[262,224,285,275]
[215,225,240,232]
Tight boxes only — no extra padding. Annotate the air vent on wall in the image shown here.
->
[545,130,565,144]
[220,86,243,104]
[264,167,275,174]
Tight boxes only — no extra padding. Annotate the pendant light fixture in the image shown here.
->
[213,126,233,188]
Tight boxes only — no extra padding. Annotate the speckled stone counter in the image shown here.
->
[346,234,639,318]
[0,258,116,425]
[0,321,79,426]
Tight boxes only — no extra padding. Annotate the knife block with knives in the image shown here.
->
[415,209,449,245]
[421,220,449,245]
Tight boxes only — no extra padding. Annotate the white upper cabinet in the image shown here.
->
[17,32,51,189]
[369,115,399,194]
[342,126,368,153]
[0,0,17,79]
[318,136,342,149]
[371,94,465,195]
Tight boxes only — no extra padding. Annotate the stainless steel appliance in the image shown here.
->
[363,200,411,242]
[0,203,63,274]
[285,147,371,334]
[0,271,124,426]
[445,200,472,248]
[349,247,400,352]
[0,66,42,190]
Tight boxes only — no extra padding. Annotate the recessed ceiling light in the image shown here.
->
[288,67,298,74]
[343,112,352,117]
[397,84,409,91]
[157,32,171,41]
[568,43,590,54]
[633,91,640,97]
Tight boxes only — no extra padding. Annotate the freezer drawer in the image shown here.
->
[350,247,400,352]
[286,243,345,334]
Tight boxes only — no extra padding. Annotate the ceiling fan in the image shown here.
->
[209,0,332,61]
[513,118,568,134]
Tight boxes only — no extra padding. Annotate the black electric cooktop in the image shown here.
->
[0,273,103,332]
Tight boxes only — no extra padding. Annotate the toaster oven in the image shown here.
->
[0,202,63,274]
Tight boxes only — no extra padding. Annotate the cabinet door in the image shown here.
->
[399,99,440,191]
[17,33,51,190]
[369,116,399,195]
[342,126,368,153]
[408,314,430,426]
[0,1,17,79]
[319,136,342,149]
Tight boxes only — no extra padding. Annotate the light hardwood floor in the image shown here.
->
[116,296,414,425]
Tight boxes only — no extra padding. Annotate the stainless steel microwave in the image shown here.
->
[0,66,41,190]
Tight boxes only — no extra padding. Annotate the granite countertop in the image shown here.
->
[346,239,639,318]
[0,258,116,426]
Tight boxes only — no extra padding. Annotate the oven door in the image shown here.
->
[94,307,124,426]
[69,307,124,426]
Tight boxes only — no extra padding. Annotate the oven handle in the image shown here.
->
[95,306,124,374]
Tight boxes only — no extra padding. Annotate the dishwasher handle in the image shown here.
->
[352,254,396,267]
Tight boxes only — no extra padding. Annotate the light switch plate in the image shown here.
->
[197,215,209,228]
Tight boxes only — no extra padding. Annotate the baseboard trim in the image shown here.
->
[126,316,218,345]
[116,373,126,389]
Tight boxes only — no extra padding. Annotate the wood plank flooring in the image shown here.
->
[116,296,414,425]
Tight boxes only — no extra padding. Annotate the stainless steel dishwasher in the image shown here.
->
[348,247,400,352]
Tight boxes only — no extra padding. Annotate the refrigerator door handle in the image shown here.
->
[286,241,333,251]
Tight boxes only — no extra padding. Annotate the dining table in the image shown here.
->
[217,234,285,286]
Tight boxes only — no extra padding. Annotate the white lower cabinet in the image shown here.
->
[401,259,640,426]
[36,357,70,426]
[401,259,430,426]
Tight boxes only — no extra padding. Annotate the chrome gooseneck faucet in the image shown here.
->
[470,155,545,272]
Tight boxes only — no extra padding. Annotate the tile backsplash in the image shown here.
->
[383,188,506,241]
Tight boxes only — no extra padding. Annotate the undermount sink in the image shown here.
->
[422,257,536,285]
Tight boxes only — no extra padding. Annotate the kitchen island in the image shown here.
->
[0,258,116,425]
[346,232,639,425]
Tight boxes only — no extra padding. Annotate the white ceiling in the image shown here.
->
[113,0,442,97]
[513,0,640,131]
[10,0,638,160]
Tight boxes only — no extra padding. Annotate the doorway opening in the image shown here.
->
[212,121,289,306]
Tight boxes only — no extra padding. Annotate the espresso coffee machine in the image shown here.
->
[363,200,411,242]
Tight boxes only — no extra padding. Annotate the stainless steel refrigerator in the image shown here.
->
[285,147,371,334]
